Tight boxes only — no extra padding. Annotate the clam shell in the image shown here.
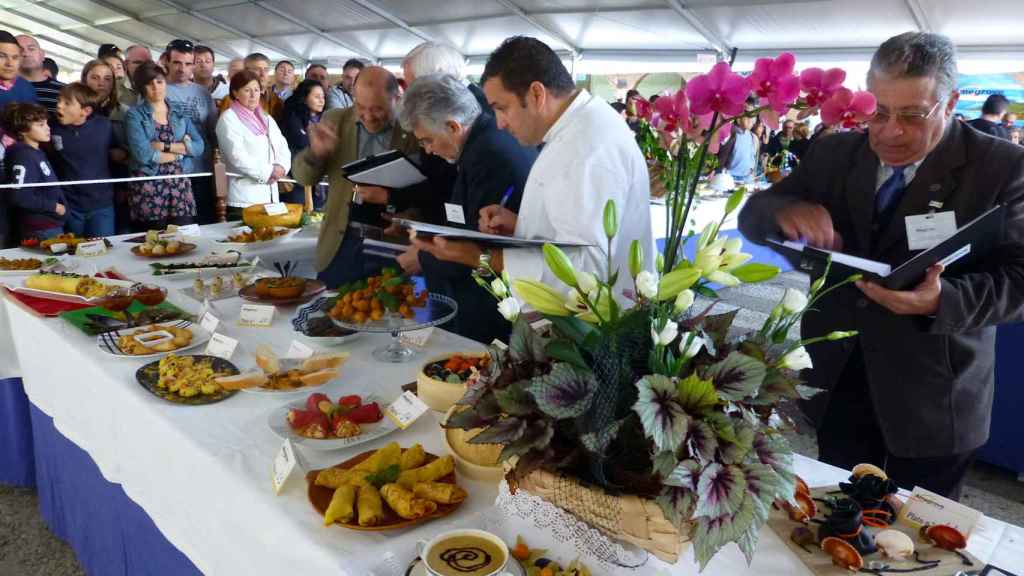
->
[821,536,864,571]
[875,529,914,559]
[851,462,887,480]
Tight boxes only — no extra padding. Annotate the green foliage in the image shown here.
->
[365,464,400,488]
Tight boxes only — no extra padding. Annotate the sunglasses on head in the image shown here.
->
[166,39,194,53]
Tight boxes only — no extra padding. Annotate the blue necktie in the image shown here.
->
[875,165,906,215]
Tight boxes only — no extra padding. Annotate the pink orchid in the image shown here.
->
[748,53,801,113]
[632,97,653,122]
[682,113,729,153]
[652,89,688,133]
[800,67,846,108]
[820,88,877,129]
[686,62,750,117]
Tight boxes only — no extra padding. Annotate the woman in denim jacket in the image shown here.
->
[124,62,205,232]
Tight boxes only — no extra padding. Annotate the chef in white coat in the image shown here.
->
[413,36,654,302]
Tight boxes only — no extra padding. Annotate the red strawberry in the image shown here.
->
[347,402,382,424]
[338,394,362,408]
[305,393,330,413]
[287,408,321,430]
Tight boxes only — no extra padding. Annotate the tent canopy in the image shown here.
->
[3,0,1023,75]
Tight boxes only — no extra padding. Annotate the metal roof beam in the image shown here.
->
[344,0,446,49]
[250,1,377,61]
[664,0,730,56]
[904,0,932,32]
[10,1,162,53]
[492,0,578,54]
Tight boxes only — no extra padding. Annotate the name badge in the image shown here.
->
[272,439,300,494]
[905,211,957,251]
[75,240,108,257]
[204,332,238,360]
[385,390,430,427]
[444,203,466,225]
[286,339,314,359]
[264,202,289,216]
[238,304,275,327]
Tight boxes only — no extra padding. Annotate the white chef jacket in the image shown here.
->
[505,89,655,303]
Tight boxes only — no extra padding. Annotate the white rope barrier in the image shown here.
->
[0,171,328,190]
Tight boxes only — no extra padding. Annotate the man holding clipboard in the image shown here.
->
[739,32,1024,499]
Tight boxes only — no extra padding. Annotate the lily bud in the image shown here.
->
[781,346,813,371]
[636,270,659,299]
[826,330,858,341]
[780,288,808,314]
[678,331,704,359]
[706,270,740,287]
[491,278,508,298]
[629,240,644,278]
[656,253,665,273]
[657,268,701,301]
[497,297,521,322]
[674,289,695,313]
[576,271,598,296]
[512,279,571,317]
[809,274,826,294]
[542,243,577,288]
[603,199,618,239]
[651,320,679,347]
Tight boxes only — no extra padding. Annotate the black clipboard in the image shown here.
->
[341,150,426,189]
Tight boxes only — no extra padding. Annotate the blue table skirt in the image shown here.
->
[1,377,200,575]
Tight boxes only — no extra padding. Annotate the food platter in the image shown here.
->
[135,354,240,405]
[130,242,198,258]
[291,297,361,346]
[12,277,136,304]
[306,450,463,532]
[96,320,212,359]
[0,255,81,277]
[239,278,326,305]
[149,253,258,279]
[214,226,299,250]
[20,235,113,255]
[266,397,398,451]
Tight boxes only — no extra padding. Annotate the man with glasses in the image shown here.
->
[739,32,1024,500]
[164,39,218,224]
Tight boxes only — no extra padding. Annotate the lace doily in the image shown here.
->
[488,480,652,573]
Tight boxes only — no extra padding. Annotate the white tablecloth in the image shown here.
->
[2,222,1022,575]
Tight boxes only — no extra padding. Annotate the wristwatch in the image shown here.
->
[163,141,171,153]
[475,250,492,277]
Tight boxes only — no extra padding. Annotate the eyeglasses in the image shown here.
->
[165,39,194,53]
[869,99,943,127]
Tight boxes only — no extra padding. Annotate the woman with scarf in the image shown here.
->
[279,78,326,207]
[215,69,291,220]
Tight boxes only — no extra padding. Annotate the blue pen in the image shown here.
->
[499,185,514,207]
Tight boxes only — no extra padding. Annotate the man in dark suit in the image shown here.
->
[967,94,1010,140]
[399,73,538,344]
[739,32,1024,499]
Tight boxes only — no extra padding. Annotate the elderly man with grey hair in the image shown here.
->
[739,31,1024,499]
[401,42,489,110]
[400,74,538,344]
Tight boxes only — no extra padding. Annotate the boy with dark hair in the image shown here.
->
[49,82,115,236]
[2,102,66,241]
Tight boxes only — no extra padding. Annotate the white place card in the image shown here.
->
[48,242,68,254]
[272,438,299,494]
[286,339,313,359]
[264,202,289,216]
[204,332,238,360]
[75,240,107,257]
[158,232,180,241]
[238,304,275,327]
[399,327,433,348]
[231,225,252,235]
[897,486,983,536]
[198,310,220,333]
[385,390,430,428]
[175,223,202,237]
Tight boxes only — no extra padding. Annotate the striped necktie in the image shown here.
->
[875,165,907,215]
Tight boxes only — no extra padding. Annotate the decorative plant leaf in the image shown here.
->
[752,431,796,503]
[701,309,738,349]
[580,418,624,455]
[493,383,537,416]
[676,372,719,414]
[633,375,690,454]
[738,461,781,525]
[498,419,555,463]
[719,420,755,464]
[796,384,824,399]
[664,459,701,490]
[694,284,719,299]
[365,464,400,488]
[704,412,738,445]
[747,368,797,406]
[510,448,549,482]
[736,521,761,566]
[731,262,781,283]
[692,490,758,571]
[695,463,747,518]
[703,351,767,401]
[656,485,697,530]
[545,340,588,370]
[456,376,491,407]
[509,316,549,363]
[527,364,597,420]
[687,419,719,464]
[469,417,527,445]
[653,450,679,479]
[475,392,504,421]
[443,405,494,430]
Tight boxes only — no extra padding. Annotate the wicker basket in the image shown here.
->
[517,468,691,563]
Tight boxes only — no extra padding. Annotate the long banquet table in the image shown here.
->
[2,223,1023,575]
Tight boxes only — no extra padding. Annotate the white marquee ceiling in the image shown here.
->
[4,0,1024,75]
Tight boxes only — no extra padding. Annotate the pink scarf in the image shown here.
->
[230,100,268,136]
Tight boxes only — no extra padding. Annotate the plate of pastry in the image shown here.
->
[0,255,81,277]
[239,277,326,305]
[215,226,298,250]
[13,272,135,304]
[97,320,211,359]
[267,392,397,451]
[130,238,197,258]
[307,442,466,531]
[216,347,348,396]
[135,353,240,405]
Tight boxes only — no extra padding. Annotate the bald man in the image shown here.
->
[292,66,446,287]
[15,34,64,113]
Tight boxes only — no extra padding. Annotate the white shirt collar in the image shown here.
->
[541,89,591,146]
[876,157,926,190]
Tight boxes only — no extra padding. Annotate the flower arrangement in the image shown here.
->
[449,53,871,569]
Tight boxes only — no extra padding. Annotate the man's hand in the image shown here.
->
[856,264,943,315]
[479,205,517,236]
[776,201,843,250]
[55,203,66,216]
[307,122,338,160]
[354,185,389,204]
[412,237,483,268]
[268,164,286,184]
[396,247,422,275]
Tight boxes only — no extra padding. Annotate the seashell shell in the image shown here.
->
[851,463,888,480]
[875,529,914,559]
[821,536,864,571]
[926,524,967,550]
[785,491,818,523]
[795,475,811,498]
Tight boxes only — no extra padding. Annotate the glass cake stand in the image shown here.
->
[330,293,457,362]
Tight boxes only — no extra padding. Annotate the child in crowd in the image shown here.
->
[49,82,115,237]
[2,102,66,240]
[0,30,39,247]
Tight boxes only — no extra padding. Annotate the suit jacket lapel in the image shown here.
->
[873,122,966,256]
[844,140,878,255]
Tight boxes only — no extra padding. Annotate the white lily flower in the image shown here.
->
[679,331,704,359]
[705,237,727,254]
[694,249,723,274]
[781,288,808,314]
[721,252,752,271]
[724,237,743,254]
[497,297,521,322]
[706,270,740,287]
[781,346,813,370]
[564,288,588,312]
[674,289,695,313]
[576,271,598,296]
[651,321,679,347]
[636,270,659,299]
[491,278,508,298]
